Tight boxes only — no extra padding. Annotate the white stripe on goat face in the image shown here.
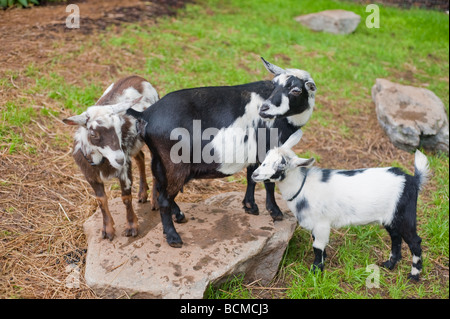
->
[85,107,126,169]
[262,95,290,118]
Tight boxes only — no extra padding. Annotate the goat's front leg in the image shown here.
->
[119,164,138,237]
[89,181,115,240]
[242,165,259,215]
[133,150,149,203]
[264,181,284,221]
[311,224,330,273]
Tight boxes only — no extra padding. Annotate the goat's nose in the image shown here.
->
[260,103,270,112]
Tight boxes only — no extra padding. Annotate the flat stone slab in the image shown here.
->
[84,191,297,298]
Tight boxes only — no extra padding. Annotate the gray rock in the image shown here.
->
[372,78,449,153]
[83,191,297,299]
[295,10,361,35]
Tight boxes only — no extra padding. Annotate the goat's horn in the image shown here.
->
[62,112,88,127]
[111,96,144,114]
[261,57,286,76]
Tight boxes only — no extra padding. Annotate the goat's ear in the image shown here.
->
[282,129,303,150]
[291,157,315,168]
[305,81,316,92]
[136,118,147,138]
[63,113,88,127]
[261,57,286,76]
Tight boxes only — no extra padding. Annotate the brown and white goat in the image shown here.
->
[63,76,158,240]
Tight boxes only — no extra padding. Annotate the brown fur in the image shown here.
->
[68,76,158,240]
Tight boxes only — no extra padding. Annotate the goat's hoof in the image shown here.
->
[167,237,183,248]
[124,227,138,237]
[138,196,148,204]
[174,211,188,224]
[382,259,397,270]
[138,187,149,203]
[311,263,324,274]
[165,230,183,248]
[243,202,259,215]
[102,230,115,241]
[169,241,183,248]
[267,206,284,221]
[150,202,160,211]
[407,273,420,282]
[270,212,284,221]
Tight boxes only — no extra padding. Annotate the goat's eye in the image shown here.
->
[89,130,100,140]
[289,87,302,96]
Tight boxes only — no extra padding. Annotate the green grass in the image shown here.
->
[30,73,103,115]
[0,0,448,299]
[204,275,253,299]
[1,71,102,153]
[0,100,37,153]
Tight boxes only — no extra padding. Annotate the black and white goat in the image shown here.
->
[252,130,429,280]
[63,76,159,240]
[127,58,317,247]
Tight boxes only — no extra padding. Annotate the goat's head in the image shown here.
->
[252,129,315,182]
[63,101,134,169]
[259,57,316,124]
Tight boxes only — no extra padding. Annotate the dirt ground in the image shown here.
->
[0,0,442,299]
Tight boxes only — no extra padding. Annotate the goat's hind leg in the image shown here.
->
[171,199,187,223]
[399,217,422,281]
[159,194,183,247]
[133,150,149,203]
[152,155,183,247]
[382,225,402,270]
[405,235,422,281]
[147,167,183,223]
[151,182,159,211]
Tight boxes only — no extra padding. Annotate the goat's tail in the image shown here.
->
[126,108,143,119]
[414,150,429,192]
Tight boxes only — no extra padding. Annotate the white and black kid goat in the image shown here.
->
[252,130,429,281]
[63,76,159,240]
[127,58,317,247]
